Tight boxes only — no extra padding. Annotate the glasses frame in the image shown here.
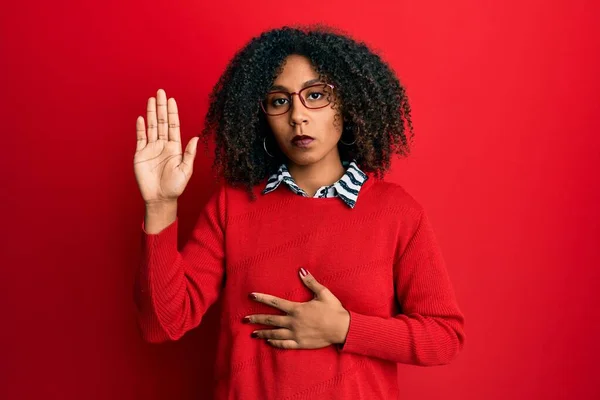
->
[260,83,335,116]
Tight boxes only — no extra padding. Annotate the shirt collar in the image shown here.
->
[262,160,368,208]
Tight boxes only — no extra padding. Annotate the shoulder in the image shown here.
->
[364,177,425,217]
[218,179,268,202]
[209,179,274,214]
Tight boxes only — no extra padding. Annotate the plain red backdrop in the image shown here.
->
[1,0,599,399]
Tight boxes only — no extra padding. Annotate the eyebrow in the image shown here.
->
[268,78,323,92]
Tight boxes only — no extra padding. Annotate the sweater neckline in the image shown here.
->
[258,171,377,206]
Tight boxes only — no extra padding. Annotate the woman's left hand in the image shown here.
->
[244,268,350,350]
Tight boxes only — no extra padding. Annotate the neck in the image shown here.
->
[287,151,345,197]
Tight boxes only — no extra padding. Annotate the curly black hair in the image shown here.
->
[201,24,414,195]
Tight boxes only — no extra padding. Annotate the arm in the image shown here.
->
[133,184,227,343]
[339,210,465,366]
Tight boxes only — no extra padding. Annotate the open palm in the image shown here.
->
[134,89,199,204]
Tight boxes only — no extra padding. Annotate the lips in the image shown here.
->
[291,135,315,148]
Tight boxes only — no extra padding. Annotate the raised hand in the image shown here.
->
[134,89,199,205]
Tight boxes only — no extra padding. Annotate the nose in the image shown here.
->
[289,93,308,126]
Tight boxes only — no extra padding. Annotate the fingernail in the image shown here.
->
[248,293,257,300]
[300,268,308,277]
[250,332,259,338]
[242,317,251,324]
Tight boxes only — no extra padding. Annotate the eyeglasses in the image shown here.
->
[260,83,335,116]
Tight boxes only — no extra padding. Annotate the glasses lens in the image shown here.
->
[300,84,333,109]
[262,84,334,115]
[263,93,290,115]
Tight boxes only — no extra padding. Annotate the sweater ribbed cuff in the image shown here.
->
[142,216,177,248]
[338,310,411,362]
[339,311,374,353]
[141,218,179,290]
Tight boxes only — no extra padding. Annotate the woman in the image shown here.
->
[133,25,465,400]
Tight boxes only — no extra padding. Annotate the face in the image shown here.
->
[264,54,343,167]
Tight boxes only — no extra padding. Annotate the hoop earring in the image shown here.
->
[263,137,275,158]
[340,136,356,146]
[340,125,356,146]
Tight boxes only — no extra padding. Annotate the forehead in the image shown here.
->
[272,54,319,87]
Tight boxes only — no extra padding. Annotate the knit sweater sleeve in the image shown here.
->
[338,210,466,366]
[133,184,227,343]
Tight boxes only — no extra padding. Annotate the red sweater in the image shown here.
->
[134,176,465,399]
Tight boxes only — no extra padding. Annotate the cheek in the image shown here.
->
[267,118,290,149]
[326,112,343,138]
[267,117,286,136]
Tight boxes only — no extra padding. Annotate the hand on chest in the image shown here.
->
[225,217,399,316]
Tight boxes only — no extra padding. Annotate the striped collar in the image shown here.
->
[262,160,368,208]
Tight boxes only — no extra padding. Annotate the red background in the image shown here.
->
[2,0,599,399]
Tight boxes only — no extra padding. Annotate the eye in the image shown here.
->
[307,92,324,100]
[272,98,289,107]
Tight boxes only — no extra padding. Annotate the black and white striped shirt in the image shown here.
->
[262,160,368,208]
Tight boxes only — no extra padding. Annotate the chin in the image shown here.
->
[280,140,341,167]
[284,150,324,166]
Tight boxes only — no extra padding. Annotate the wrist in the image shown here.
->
[144,199,177,234]
[333,308,350,345]
[145,199,177,213]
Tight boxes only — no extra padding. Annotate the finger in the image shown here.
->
[249,292,297,314]
[243,314,291,328]
[136,116,146,151]
[146,97,157,143]
[266,339,299,350]
[167,97,181,143]
[181,137,199,177]
[251,328,294,340]
[156,89,168,140]
[298,268,328,298]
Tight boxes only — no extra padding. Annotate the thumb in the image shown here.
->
[181,136,199,176]
[298,268,328,298]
